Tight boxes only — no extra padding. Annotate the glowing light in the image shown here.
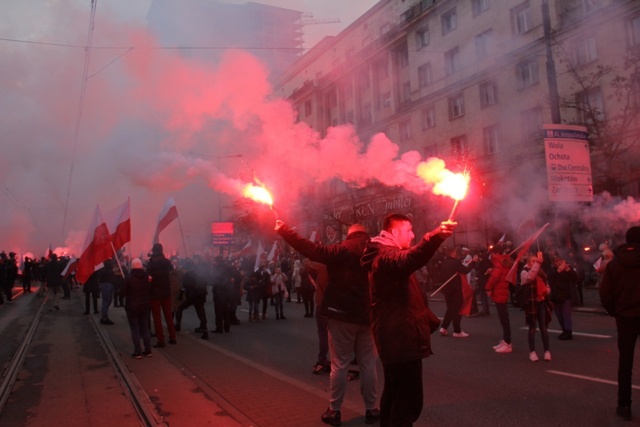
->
[242,184,273,206]
[416,159,470,201]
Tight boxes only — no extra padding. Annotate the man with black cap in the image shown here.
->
[600,226,640,421]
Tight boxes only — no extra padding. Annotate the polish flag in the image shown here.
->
[61,257,78,279]
[76,205,113,284]
[104,198,131,252]
[505,223,550,284]
[254,241,265,272]
[267,241,278,262]
[153,197,178,244]
[233,240,253,258]
[459,274,474,315]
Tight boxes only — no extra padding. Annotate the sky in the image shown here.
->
[0,0,382,260]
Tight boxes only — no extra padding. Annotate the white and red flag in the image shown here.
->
[233,240,253,259]
[61,257,78,279]
[505,223,551,284]
[76,205,113,284]
[267,241,279,262]
[153,197,178,244]
[104,198,131,252]
[254,241,265,272]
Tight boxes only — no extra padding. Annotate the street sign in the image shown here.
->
[211,221,234,245]
[543,124,593,202]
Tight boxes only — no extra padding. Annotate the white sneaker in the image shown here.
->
[529,351,539,362]
[544,351,551,361]
[495,343,512,353]
[493,340,507,350]
[439,328,448,336]
[453,331,469,338]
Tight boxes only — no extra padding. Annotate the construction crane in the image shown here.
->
[300,12,340,26]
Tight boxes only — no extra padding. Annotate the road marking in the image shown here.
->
[519,327,611,339]
[548,370,640,390]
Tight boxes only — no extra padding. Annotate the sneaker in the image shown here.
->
[544,351,551,361]
[529,351,539,362]
[321,408,341,426]
[365,408,380,424]
[493,340,507,350]
[453,331,469,338]
[312,363,327,375]
[143,351,152,357]
[495,343,513,353]
[439,328,448,336]
[132,352,142,359]
[617,405,632,421]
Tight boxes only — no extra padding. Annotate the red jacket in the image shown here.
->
[485,254,512,304]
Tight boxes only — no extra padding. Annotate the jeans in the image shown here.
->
[126,308,151,353]
[273,291,285,317]
[327,319,378,411]
[248,300,260,318]
[554,299,573,332]
[99,282,113,319]
[495,303,511,344]
[528,301,550,352]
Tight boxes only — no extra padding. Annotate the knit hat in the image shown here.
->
[131,258,143,269]
[626,226,640,244]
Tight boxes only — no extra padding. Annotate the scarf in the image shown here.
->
[371,230,403,249]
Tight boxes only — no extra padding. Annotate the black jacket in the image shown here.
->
[600,243,640,318]
[277,225,371,325]
[146,254,174,300]
[360,233,445,365]
[120,269,151,311]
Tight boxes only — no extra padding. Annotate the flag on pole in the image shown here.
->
[76,205,113,284]
[459,274,474,315]
[153,197,178,244]
[505,223,551,284]
[267,241,278,262]
[254,241,265,271]
[104,198,131,252]
[61,257,78,279]
[232,240,253,259]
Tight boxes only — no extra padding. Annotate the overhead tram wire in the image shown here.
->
[61,0,98,237]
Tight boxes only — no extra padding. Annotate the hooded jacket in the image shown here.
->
[146,253,174,300]
[360,231,445,365]
[120,268,151,312]
[599,243,640,318]
[277,224,371,325]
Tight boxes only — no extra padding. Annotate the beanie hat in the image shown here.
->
[626,226,640,244]
[131,258,143,269]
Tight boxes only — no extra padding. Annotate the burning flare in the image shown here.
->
[416,158,470,221]
[242,184,274,207]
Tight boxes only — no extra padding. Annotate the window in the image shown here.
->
[448,93,465,119]
[382,92,392,108]
[418,63,433,88]
[576,87,605,124]
[472,0,490,17]
[380,22,392,36]
[483,125,500,154]
[441,8,457,35]
[361,102,373,124]
[402,81,412,103]
[304,100,312,116]
[521,107,543,141]
[376,60,389,80]
[629,15,640,47]
[445,47,461,75]
[516,58,539,89]
[512,1,533,35]
[399,119,413,141]
[423,144,439,158]
[416,27,430,49]
[475,30,492,60]
[479,80,498,108]
[398,43,410,69]
[346,111,354,124]
[572,35,598,66]
[344,81,353,100]
[450,135,468,155]
[421,106,436,130]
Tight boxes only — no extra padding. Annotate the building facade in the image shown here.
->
[274,0,640,247]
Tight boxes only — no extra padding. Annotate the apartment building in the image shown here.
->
[274,0,640,246]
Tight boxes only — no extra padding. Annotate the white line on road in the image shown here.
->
[519,327,611,339]
[548,370,640,390]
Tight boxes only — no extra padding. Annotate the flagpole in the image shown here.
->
[110,242,125,277]
[430,273,458,298]
[508,223,550,256]
[176,215,189,258]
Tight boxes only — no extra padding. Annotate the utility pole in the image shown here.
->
[542,0,561,124]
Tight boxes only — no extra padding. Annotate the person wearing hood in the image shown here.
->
[276,220,380,426]
[360,213,455,427]
[147,243,177,347]
[120,258,152,358]
[599,226,640,422]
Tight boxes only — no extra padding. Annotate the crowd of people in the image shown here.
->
[0,219,635,425]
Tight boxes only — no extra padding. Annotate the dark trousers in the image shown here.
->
[495,302,511,344]
[616,317,640,407]
[381,359,423,427]
[126,308,151,353]
[176,296,207,330]
[84,290,99,313]
[214,298,231,331]
[441,294,462,333]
